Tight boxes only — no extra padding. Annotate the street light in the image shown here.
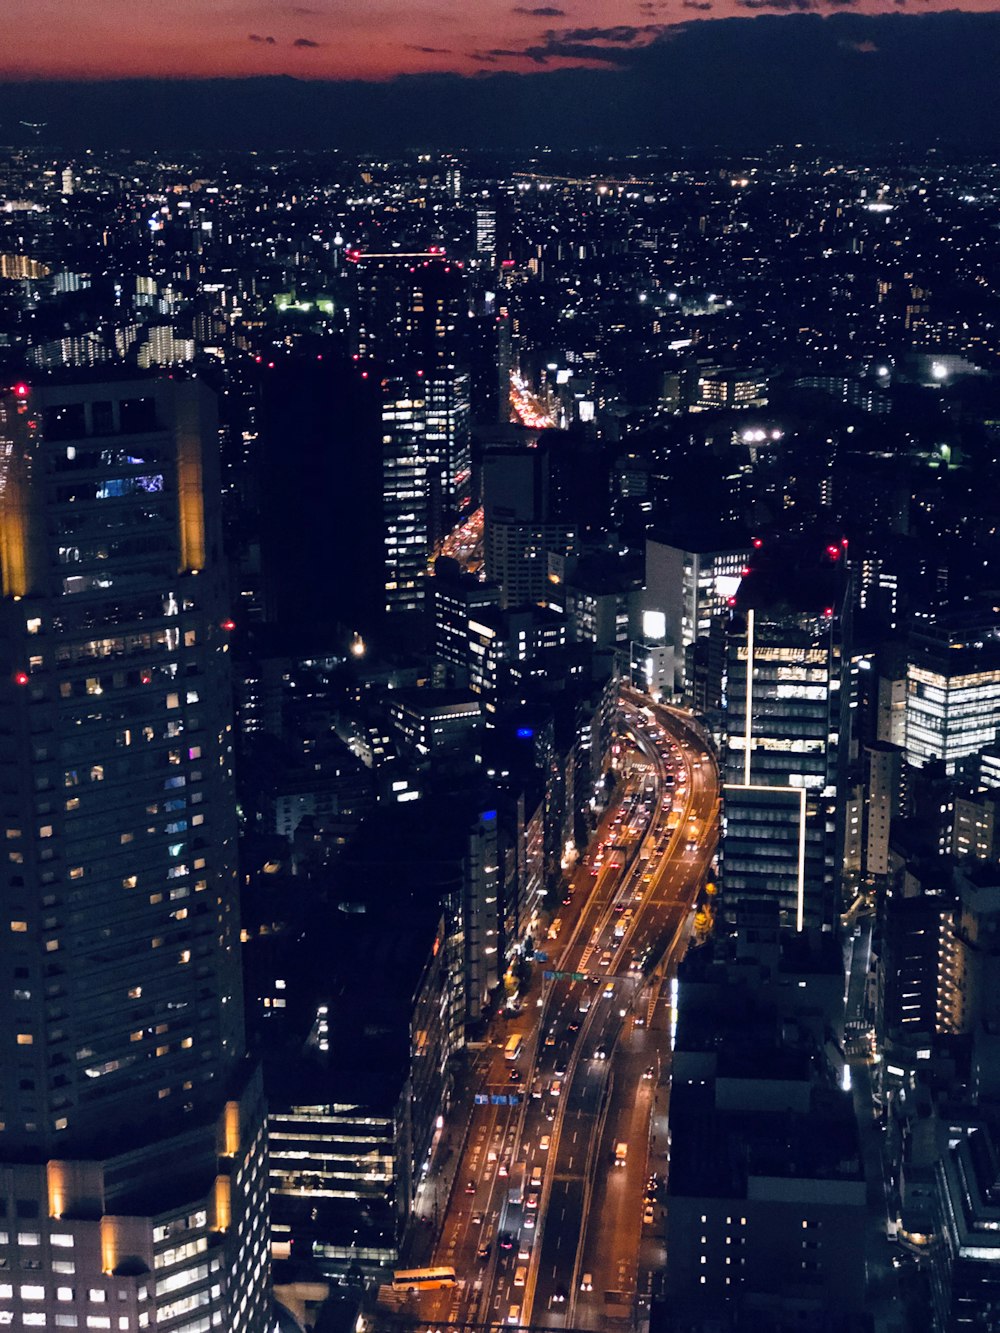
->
[349,630,366,658]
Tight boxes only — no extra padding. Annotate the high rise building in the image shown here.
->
[720,538,851,934]
[350,253,467,366]
[644,531,750,692]
[424,367,472,517]
[0,377,271,1333]
[481,445,577,610]
[380,371,443,615]
[475,209,497,265]
[906,611,1000,775]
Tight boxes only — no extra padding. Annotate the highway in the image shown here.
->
[383,695,720,1332]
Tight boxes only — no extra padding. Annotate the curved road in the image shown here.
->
[385,695,719,1333]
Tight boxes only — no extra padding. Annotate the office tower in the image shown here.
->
[380,371,443,616]
[475,208,497,265]
[481,445,577,610]
[350,253,467,366]
[432,559,501,687]
[258,356,383,643]
[720,538,851,934]
[931,1118,1000,1330]
[424,367,472,517]
[0,378,270,1333]
[666,954,866,1323]
[644,531,750,692]
[906,610,1000,775]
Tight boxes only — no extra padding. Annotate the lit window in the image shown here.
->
[10,920,27,932]
[17,1033,34,1045]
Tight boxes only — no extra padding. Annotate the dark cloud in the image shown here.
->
[476,24,668,65]
[407,44,453,53]
[840,37,877,50]
[682,2,713,10]
[293,36,323,47]
[511,5,566,14]
[737,0,815,10]
[248,33,277,44]
[289,5,321,12]
[5,10,1000,157]
[825,0,860,8]
[558,24,650,41]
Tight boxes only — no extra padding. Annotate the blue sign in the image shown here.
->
[516,727,534,739]
[534,951,548,963]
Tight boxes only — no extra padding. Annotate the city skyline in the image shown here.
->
[1,123,1000,1331]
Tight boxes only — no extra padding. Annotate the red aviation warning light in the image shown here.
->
[13,671,29,686]
[823,607,834,619]
[13,382,29,397]
[752,537,763,549]
[826,544,841,560]
[220,619,236,632]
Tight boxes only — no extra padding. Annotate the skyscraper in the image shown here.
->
[905,610,1000,775]
[0,377,270,1333]
[720,538,851,934]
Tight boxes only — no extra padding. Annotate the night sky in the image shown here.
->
[5,0,1000,82]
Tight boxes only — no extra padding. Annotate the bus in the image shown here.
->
[392,1267,457,1292]
[505,1035,524,1062]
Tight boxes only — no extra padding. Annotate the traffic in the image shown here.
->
[378,696,720,1330]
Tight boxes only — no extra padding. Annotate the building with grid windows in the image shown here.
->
[0,377,271,1333]
[720,538,851,934]
[905,612,1000,776]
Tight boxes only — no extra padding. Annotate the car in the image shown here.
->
[643,1206,655,1225]
[498,1162,509,1177]
[544,1107,555,1121]
[508,1306,520,1325]
[499,1231,514,1250]
[643,1065,655,1079]
[465,1179,476,1194]
[540,1135,550,1151]
[477,1244,492,1262]
[603,983,615,1000]
[554,1059,567,1076]
[613,902,626,913]
[526,1191,539,1210]
[550,1080,562,1097]
[563,892,573,903]
[508,1068,521,1082]
[472,1212,484,1225]
[566,1022,580,1035]
[580,1273,593,1292]
[551,1287,568,1305]
[523,1212,535,1230]
[544,1032,556,1046]
[594,1044,609,1060]
[518,1242,531,1262]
